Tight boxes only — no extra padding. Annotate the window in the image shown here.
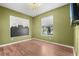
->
[41,16,53,36]
[10,15,30,37]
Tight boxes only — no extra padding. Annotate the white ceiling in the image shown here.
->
[0,3,67,17]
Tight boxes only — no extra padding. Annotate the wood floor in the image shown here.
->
[0,39,74,56]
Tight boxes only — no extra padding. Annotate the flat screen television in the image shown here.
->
[70,3,79,24]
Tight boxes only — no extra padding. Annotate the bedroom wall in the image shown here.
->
[74,25,79,56]
[0,4,74,47]
[32,4,74,46]
[0,6,32,45]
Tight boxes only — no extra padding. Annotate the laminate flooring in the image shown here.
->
[0,39,74,56]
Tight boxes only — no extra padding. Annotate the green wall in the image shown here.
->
[0,6,32,45]
[74,25,79,56]
[32,4,74,46]
[0,4,74,47]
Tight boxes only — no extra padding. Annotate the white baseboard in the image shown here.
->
[0,39,31,47]
[32,38,73,48]
[32,38,75,56]
[73,48,76,56]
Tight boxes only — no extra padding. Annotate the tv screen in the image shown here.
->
[70,3,79,23]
